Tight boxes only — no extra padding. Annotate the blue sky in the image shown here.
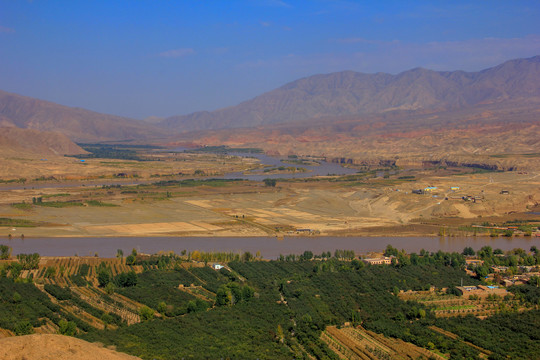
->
[1,0,539,119]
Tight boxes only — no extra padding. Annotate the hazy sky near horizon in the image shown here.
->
[1,1,540,119]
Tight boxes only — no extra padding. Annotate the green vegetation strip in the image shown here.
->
[0,218,39,227]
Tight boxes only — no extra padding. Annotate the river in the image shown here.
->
[221,152,358,181]
[3,236,538,259]
[0,151,358,190]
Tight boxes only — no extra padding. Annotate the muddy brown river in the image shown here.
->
[3,236,538,259]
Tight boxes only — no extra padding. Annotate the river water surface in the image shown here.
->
[3,236,538,259]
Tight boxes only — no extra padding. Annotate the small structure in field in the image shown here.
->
[456,285,508,298]
[362,257,392,265]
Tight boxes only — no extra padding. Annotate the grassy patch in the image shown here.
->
[152,178,242,188]
[42,193,70,199]
[0,218,39,227]
[11,203,33,210]
[37,201,83,208]
[0,178,27,184]
[85,200,119,207]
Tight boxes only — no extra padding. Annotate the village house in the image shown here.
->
[491,266,508,273]
[362,256,393,265]
[465,259,484,266]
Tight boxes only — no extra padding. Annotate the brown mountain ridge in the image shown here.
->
[0,90,166,142]
[161,55,540,132]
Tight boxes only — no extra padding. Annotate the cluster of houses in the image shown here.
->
[465,258,540,287]
[489,265,540,286]
[411,186,460,195]
[412,186,439,195]
[411,185,488,203]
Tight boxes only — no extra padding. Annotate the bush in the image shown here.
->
[14,321,34,335]
[58,320,77,336]
[139,306,154,321]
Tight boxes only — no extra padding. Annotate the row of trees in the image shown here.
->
[0,244,11,259]
[279,249,356,262]
[17,253,40,270]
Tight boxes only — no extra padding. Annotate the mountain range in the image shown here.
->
[161,55,540,132]
[0,56,539,167]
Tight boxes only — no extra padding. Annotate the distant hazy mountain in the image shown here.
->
[0,90,166,142]
[161,56,540,132]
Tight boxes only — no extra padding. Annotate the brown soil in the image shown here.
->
[0,334,141,360]
[0,159,538,239]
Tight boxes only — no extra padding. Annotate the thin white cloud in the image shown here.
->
[239,35,540,75]
[158,48,196,58]
[260,21,271,27]
[0,25,15,33]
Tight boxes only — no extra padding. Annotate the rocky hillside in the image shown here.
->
[0,127,86,156]
[0,90,166,142]
[169,101,540,170]
[162,56,540,132]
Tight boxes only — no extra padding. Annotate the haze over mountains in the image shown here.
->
[161,56,540,132]
[0,90,165,143]
[0,56,539,168]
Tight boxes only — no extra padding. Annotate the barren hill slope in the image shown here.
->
[0,334,141,360]
[0,90,166,142]
[170,101,540,170]
[0,127,86,156]
[162,56,540,132]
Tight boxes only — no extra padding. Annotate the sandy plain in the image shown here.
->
[1,160,538,238]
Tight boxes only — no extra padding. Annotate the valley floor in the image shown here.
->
[1,168,538,239]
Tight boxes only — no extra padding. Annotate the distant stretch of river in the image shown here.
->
[221,152,358,181]
[0,151,358,190]
[3,236,538,259]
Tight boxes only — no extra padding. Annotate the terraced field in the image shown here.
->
[321,326,444,360]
